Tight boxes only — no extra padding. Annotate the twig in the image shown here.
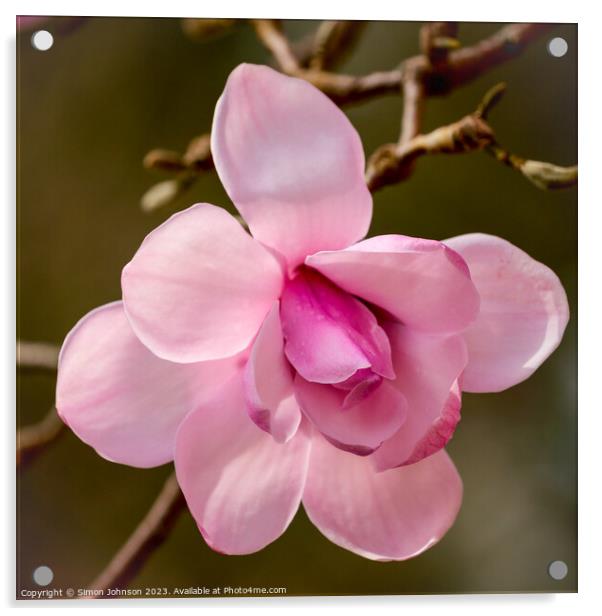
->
[17,340,59,372]
[308,20,367,71]
[366,82,577,192]
[87,472,186,595]
[366,103,496,192]
[142,22,556,209]
[419,22,460,68]
[17,407,65,468]
[398,22,457,144]
[250,19,300,74]
[445,23,552,92]
[141,134,213,212]
[399,75,425,146]
[486,146,578,190]
[252,21,551,105]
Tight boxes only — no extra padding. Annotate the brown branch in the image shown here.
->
[399,74,425,146]
[308,20,367,71]
[87,472,187,595]
[445,23,552,92]
[252,21,551,106]
[17,340,59,372]
[366,107,496,192]
[17,407,65,468]
[141,134,213,212]
[366,82,577,192]
[250,19,300,74]
[419,22,460,68]
[142,22,554,209]
[252,19,401,105]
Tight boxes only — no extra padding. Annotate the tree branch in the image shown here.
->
[445,23,552,92]
[399,75,425,146]
[307,20,367,71]
[398,22,458,145]
[366,82,577,192]
[250,19,300,74]
[141,134,213,213]
[252,20,551,105]
[87,472,187,595]
[17,342,64,467]
[17,340,59,372]
[366,105,496,192]
[141,22,557,211]
[17,407,65,468]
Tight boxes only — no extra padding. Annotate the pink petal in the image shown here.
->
[371,325,467,471]
[55,302,243,468]
[332,368,384,409]
[174,374,312,555]
[306,234,480,334]
[444,233,570,392]
[121,203,283,363]
[211,63,372,269]
[244,302,301,443]
[303,436,463,561]
[280,268,394,384]
[294,376,407,456]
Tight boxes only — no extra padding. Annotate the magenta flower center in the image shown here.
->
[279,267,395,408]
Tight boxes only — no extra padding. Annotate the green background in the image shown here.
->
[17,18,577,596]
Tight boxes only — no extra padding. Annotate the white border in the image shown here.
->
[3,0,599,613]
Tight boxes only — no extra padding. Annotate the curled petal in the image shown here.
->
[306,234,480,334]
[175,373,311,555]
[405,382,462,466]
[244,302,301,443]
[303,437,463,561]
[280,268,394,385]
[56,302,242,468]
[372,325,467,471]
[121,203,283,363]
[294,376,406,456]
[211,63,372,269]
[444,233,569,392]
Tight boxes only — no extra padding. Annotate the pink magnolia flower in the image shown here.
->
[56,64,569,561]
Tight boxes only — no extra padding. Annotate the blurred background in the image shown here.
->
[17,17,577,596]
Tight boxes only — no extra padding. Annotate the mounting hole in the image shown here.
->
[547,37,568,58]
[548,560,568,580]
[33,565,54,586]
[31,30,53,51]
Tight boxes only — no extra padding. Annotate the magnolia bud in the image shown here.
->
[520,160,578,190]
[141,179,183,213]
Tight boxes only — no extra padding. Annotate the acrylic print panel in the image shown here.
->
[16,16,577,599]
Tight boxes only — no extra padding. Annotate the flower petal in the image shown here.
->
[371,325,467,471]
[280,268,394,384]
[444,233,570,392]
[211,63,372,269]
[121,203,283,363]
[174,373,312,555]
[303,437,463,561]
[294,376,407,456]
[244,302,301,443]
[306,234,480,334]
[56,302,243,468]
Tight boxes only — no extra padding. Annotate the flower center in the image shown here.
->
[279,266,394,406]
